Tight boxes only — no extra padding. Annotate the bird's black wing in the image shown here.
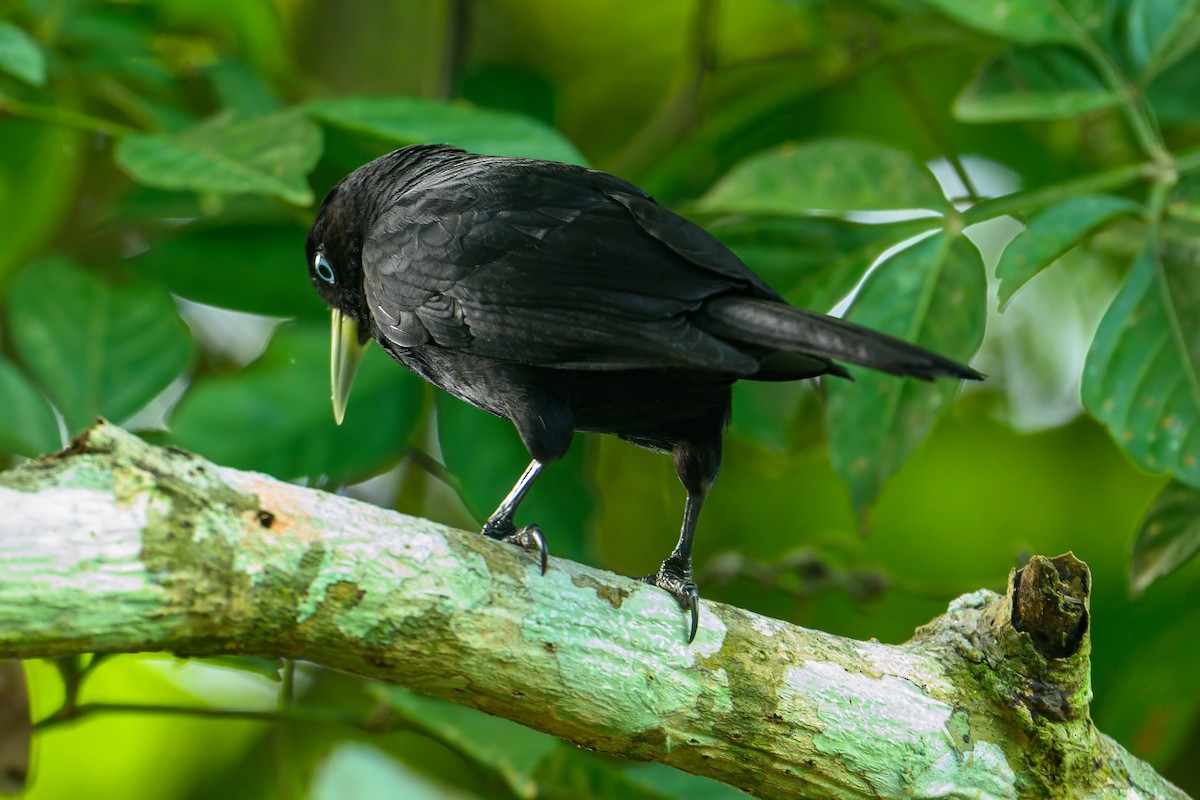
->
[362,156,780,374]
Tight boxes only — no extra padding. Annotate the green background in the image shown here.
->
[0,0,1197,797]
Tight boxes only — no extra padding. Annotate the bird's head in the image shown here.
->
[306,181,372,426]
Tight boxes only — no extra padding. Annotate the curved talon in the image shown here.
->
[684,585,700,644]
[513,524,549,575]
[485,521,549,575]
[643,570,702,643]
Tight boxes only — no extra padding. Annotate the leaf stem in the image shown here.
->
[1050,1,1167,164]
[961,162,1153,224]
[0,96,135,137]
[34,701,379,733]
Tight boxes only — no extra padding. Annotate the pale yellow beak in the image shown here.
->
[330,309,367,425]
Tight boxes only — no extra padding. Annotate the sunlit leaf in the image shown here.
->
[1130,480,1200,594]
[0,357,59,457]
[1082,240,1200,486]
[169,324,421,483]
[190,656,283,682]
[699,139,948,215]
[436,395,593,563]
[6,258,192,433]
[115,110,323,205]
[305,96,585,164]
[705,216,936,312]
[371,686,559,799]
[826,234,987,514]
[1125,0,1200,77]
[996,194,1143,309]
[919,0,1073,43]
[132,222,326,320]
[954,47,1120,122]
[311,743,474,800]
[0,21,46,85]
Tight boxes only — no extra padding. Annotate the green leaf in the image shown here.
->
[0,21,46,85]
[0,357,60,457]
[0,118,83,282]
[169,324,422,483]
[698,139,948,215]
[115,111,323,205]
[132,222,326,320]
[371,686,559,799]
[1126,0,1200,78]
[705,216,937,312]
[436,395,593,563]
[954,46,1121,122]
[996,194,1143,308]
[1083,240,1200,487]
[311,743,473,800]
[1130,480,1200,595]
[826,234,987,514]
[6,258,193,433]
[919,0,1073,43]
[305,96,585,164]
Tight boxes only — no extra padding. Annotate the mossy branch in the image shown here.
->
[0,421,1187,800]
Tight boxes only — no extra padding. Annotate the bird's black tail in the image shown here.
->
[700,296,983,381]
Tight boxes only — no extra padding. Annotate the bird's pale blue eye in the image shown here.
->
[315,253,336,284]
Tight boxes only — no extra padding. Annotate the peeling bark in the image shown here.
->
[0,421,1188,800]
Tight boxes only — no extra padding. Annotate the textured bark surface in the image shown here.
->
[0,422,1188,799]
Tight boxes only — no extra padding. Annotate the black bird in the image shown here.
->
[306,144,982,642]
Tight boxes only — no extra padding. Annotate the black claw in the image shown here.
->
[484,520,549,574]
[643,569,701,643]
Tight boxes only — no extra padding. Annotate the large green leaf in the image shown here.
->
[826,234,987,514]
[919,0,1073,43]
[305,96,585,164]
[0,21,46,85]
[132,222,326,320]
[0,357,60,457]
[996,194,1143,309]
[114,110,323,205]
[1083,240,1200,487]
[698,139,948,215]
[704,216,936,312]
[169,324,421,483]
[6,258,193,433]
[436,394,594,563]
[371,686,559,799]
[1125,0,1200,78]
[954,46,1120,122]
[1129,479,1200,595]
[0,118,83,282]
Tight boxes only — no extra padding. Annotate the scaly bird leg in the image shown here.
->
[481,459,548,574]
[643,490,704,643]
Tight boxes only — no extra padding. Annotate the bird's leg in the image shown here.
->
[481,459,548,574]
[643,491,704,643]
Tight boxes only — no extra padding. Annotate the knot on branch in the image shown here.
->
[1011,553,1090,660]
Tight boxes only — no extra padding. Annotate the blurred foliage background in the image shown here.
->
[0,0,1198,797]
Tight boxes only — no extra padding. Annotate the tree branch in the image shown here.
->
[0,421,1186,799]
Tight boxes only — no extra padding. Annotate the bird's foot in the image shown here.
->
[482,518,549,575]
[643,564,700,644]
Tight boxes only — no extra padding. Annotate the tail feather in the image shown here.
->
[701,296,983,381]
